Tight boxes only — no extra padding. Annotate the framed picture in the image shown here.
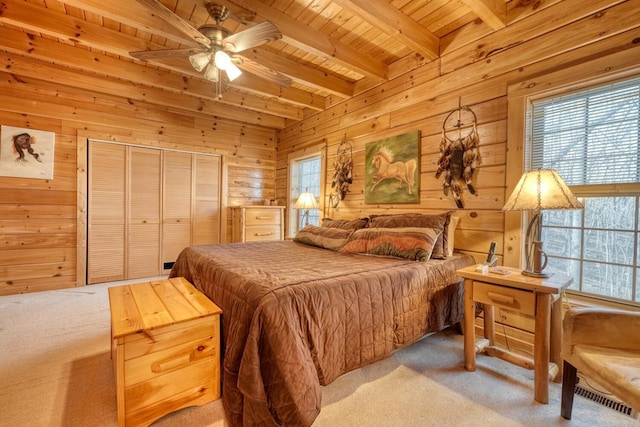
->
[365,130,420,204]
[0,125,55,180]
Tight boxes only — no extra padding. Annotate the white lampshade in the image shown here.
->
[502,169,583,211]
[214,50,232,70]
[295,192,318,210]
[203,64,219,82]
[214,50,242,82]
[189,52,211,72]
[224,62,242,81]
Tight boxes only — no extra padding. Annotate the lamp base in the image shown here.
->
[521,269,553,278]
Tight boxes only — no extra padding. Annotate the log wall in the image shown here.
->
[277,0,640,266]
[0,73,278,295]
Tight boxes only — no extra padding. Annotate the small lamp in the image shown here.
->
[502,169,583,278]
[294,191,318,227]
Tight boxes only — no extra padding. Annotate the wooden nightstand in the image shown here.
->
[108,277,222,426]
[456,265,573,404]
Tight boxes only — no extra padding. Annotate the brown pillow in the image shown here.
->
[369,212,452,259]
[294,225,353,251]
[340,227,440,262]
[321,217,369,230]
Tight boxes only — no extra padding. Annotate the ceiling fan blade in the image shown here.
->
[223,21,282,53]
[130,47,203,60]
[136,0,211,48]
[236,56,292,87]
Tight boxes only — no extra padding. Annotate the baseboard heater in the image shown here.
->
[575,374,638,419]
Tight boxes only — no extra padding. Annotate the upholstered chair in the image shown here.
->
[561,307,640,419]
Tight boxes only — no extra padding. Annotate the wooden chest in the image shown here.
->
[230,205,285,242]
[108,277,222,427]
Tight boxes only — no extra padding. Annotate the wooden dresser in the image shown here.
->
[108,277,222,427]
[230,205,285,242]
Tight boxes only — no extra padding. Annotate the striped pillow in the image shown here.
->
[294,225,353,251]
[340,227,440,261]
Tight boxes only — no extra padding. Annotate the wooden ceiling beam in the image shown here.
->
[460,0,507,30]
[223,0,389,80]
[49,0,196,46]
[333,0,440,60]
[238,50,355,98]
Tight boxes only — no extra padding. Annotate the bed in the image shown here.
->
[169,214,474,426]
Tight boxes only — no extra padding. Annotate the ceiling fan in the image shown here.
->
[130,0,292,99]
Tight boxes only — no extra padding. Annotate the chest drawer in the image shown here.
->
[473,281,536,316]
[245,208,281,225]
[231,206,284,242]
[245,225,281,241]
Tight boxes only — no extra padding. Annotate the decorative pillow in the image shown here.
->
[368,212,452,259]
[340,227,440,262]
[447,216,459,257]
[321,217,369,230]
[294,225,353,251]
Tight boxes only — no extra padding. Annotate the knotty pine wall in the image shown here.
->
[277,0,640,268]
[0,79,277,295]
[276,0,639,354]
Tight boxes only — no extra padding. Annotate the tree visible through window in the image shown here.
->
[528,76,640,304]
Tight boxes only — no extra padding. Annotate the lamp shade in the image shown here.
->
[502,169,583,211]
[295,192,318,210]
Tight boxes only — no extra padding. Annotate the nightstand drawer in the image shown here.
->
[245,208,281,225]
[473,281,536,316]
[245,225,280,241]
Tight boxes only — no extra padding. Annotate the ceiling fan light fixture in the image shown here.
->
[214,50,232,70]
[189,52,211,72]
[224,62,242,81]
[203,64,220,82]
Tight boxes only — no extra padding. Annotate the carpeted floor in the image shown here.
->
[0,280,637,426]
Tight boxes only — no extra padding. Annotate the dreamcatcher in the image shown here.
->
[328,136,353,208]
[435,104,479,208]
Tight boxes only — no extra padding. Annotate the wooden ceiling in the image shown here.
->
[0,0,511,130]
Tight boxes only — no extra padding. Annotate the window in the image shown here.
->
[527,76,640,305]
[288,152,323,235]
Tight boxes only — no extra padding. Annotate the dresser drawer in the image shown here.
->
[245,208,281,225]
[245,224,281,241]
[473,281,535,316]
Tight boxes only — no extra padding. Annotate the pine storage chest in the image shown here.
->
[108,277,222,426]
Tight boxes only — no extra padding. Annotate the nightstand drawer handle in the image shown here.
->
[487,292,514,305]
[151,351,194,373]
[255,232,273,236]
[255,216,272,220]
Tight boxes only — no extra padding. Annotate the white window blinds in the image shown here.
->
[529,77,640,185]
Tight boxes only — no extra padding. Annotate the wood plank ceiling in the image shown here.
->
[0,0,510,130]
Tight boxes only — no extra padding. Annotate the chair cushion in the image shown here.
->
[574,344,640,411]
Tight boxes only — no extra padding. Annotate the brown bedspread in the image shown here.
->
[169,240,474,426]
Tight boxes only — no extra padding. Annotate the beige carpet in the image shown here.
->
[0,280,637,427]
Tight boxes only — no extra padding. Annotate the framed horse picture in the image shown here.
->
[365,130,420,204]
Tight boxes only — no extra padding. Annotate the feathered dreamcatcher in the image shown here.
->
[435,104,479,208]
[329,136,353,208]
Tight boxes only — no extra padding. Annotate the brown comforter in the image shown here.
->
[169,241,474,426]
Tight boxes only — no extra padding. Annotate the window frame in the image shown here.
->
[506,55,640,306]
[286,145,326,237]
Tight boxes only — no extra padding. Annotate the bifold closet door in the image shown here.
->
[88,142,126,283]
[162,151,193,272]
[193,154,221,245]
[128,147,161,279]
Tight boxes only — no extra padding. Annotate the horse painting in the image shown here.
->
[370,146,417,195]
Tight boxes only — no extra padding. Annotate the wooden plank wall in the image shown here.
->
[0,74,278,295]
[277,0,640,266]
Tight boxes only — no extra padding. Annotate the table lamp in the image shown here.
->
[502,169,583,277]
[294,191,318,227]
